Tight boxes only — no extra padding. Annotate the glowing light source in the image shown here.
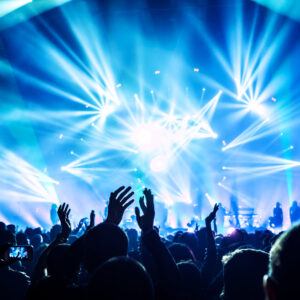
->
[150,155,168,172]
[226,227,236,235]
[133,123,166,152]
[99,103,115,118]
[247,100,267,117]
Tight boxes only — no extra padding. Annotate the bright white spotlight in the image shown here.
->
[247,100,268,117]
[248,100,260,112]
[99,102,115,119]
[133,123,169,153]
[150,155,168,172]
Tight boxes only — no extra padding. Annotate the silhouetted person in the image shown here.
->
[84,222,128,274]
[217,202,226,231]
[168,243,196,263]
[264,223,300,300]
[269,202,283,228]
[230,195,240,228]
[289,201,300,225]
[88,256,154,300]
[177,261,204,300]
[0,231,30,299]
[221,249,268,300]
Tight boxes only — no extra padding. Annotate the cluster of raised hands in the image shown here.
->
[57,186,156,235]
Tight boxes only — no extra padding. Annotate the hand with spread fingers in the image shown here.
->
[135,188,155,232]
[106,186,134,225]
[57,203,71,240]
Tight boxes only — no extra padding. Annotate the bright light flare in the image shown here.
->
[132,123,170,153]
[150,155,168,172]
[205,193,217,207]
[0,148,59,205]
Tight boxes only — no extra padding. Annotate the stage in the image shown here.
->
[1,0,300,231]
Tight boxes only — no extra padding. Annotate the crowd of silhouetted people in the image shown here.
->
[1,186,300,299]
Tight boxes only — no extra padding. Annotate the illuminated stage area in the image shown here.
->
[1,0,300,231]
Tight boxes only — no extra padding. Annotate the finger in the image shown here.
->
[135,207,141,223]
[112,186,125,197]
[123,199,134,210]
[66,208,71,217]
[117,186,132,201]
[109,192,115,202]
[139,196,146,214]
[64,204,69,214]
[145,190,154,212]
[61,203,66,215]
[120,191,134,205]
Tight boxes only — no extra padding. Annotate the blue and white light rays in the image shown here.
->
[3,0,300,229]
[222,117,270,151]
[8,6,120,135]
[222,151,300,181]
[0,148,59,205]
[227,6,294,117]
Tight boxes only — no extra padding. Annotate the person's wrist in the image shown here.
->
[141,226,154,236]
[56,233,68,243]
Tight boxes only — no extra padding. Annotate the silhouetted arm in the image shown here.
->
[136,189,180,299]
[201,204,218,286]
[31,203,71,284]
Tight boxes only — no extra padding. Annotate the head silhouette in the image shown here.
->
[177,261,204,300]
[88,256,154,300]
[84,222,128,274]
[47,244,80,282]
[222,248,268,300]
[264,223,300,300]
[168,243,196,263]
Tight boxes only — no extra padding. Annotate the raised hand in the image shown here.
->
[205,203,219,225]
[135,188,155,232]
[57,203,71,240]
[106,186,134,225]
[87,210,95,231]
